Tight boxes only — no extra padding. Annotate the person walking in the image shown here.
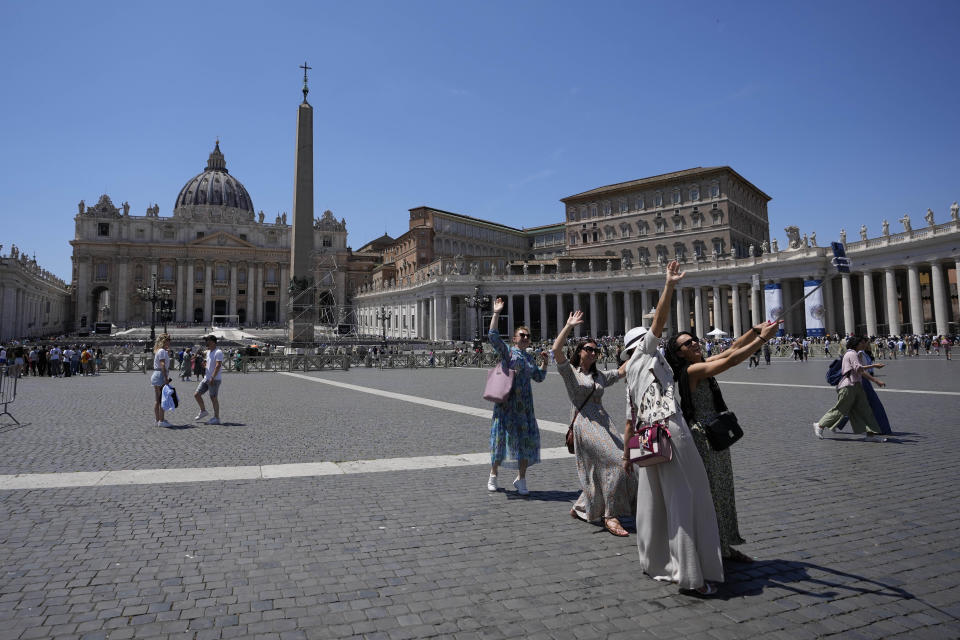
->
[831,342,892,436]
[665,321,779,563]
[194,335,224,424]
[813,336,888,442]
[486,297,548,495]
[623,260,723,597]
[180,347,193,381]
[552,310,635,536]
[151,334,173,428]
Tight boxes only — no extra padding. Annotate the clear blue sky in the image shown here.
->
[2,0,958,280]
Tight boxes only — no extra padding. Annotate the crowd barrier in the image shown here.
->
[0,365,20,425]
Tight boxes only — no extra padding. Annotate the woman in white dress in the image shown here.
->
[622,261,723,596]
[151,334,173,428]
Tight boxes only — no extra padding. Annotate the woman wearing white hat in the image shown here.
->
[622,260,723,597]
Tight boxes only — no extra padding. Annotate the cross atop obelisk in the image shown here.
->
[299,61,312,103]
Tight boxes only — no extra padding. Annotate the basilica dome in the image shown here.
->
[173,142,254,217]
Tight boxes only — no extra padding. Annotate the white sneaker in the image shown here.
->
[195,410,209,421]
[813,423,824,439]
[487,475,498,492]
[513,476,529,495]
[206,417,221,425]
[157,421,172,428]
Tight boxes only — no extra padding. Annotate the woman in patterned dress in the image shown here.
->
[487,297,548,495]
[551,310,635,536]
[664,320,779,563]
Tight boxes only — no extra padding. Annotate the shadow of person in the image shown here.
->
[0,422,28,434]
[718,559,915,601]
[506,489,580,502]
[162,423,197,430]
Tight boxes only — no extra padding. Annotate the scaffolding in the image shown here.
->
[287,255,359,344]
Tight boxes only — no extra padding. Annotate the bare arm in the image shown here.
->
[551,311,583,365]
[688,321,779,384]
[489,297,504,332]
[651,261,684,338]
[706,323,764,362]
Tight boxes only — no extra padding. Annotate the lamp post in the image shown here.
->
[464,285,490,349]
[376,305,392,344]
[137,273,172,343]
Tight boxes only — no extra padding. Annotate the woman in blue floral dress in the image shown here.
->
[487,296,548,495]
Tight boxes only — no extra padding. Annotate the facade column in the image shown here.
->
[823,276,835,334]
[675,288,685,332]
[640,289,651,328]
[750,286,761,327]
[257,264,265,324]
[623,290,634,331]
[589,291,598,337]
[930,261,948,336]
[229,262,238,317]
[507,294,515,337]
[75,257,89,329]
[279,265,288,323]
[203,262,213,324]
[862,271,877,337]
[176,261,186,322]
[184,262,194,324]
[884,268,900,336]
[731,284,742,337]
[907,264,923,334]
[246,263,255,326]
[116,260,128,325]
[539,294,548,341]
[606,290,616,337]
[693,287,705,339]
[573,292,582,338]
[555,293,565,340]
[720,287,731,334]
[841,273,855,336]
[444,295,452,341]
[523,293,531,333]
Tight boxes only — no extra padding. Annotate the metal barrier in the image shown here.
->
[0,366,20,425]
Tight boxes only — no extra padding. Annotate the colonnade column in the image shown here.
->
[675,289,685,333]
[750,286,761,327]
[641,289,651,328]
[523,294,531,334]
[731,285,742,338]
[823,277,835,334]
[203,263,213,323]
[606,291,616,337]
[229,262,238,317]
[623,290,634,331]
[176,262,186,322]
[588,292,598,337]
[711,286,721,332]
[278,266,288,323]
[555,294,565,340]
[246,263,256,327]
[693,287,704,338]
[256,264,264,324]
[720,288,731,334]
[444,295,452,342]
[930,261,948,336]
[507,295,515,337]
[884,268,899,335]
[117,260,128,324]
[841,273,854,335]
[573,292,582,337]
[907,265,923,334]
[862,271,877,337]
[539,294,548,341]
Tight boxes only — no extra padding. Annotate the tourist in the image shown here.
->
[192,348,205,380]
[151,334,173,428]
[194,335,224,425]
[813,336,888,442]
[664,321,779,563]
[831,341,891,436]
[552,309,635,536]
[28,347,38,376]
[180,347,193,381]
[95,348,103,374]
[623,260,723,597]
[48,344,61,376]
[486,297,548,495]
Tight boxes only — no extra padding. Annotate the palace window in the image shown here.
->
[95,263,108,281]
[654,192,663,207]
[637,220,648,236]
[195,265,204,282]
[673,242,686,260]
[604,226,615,240]
[602,201,612,216]
[710,181,720,198]
[655,217,666,234]
[635,195,644,210]
[672,214,685,231]
[590,204,598,218]
[135,264,144,282]
[618,198,627,214]
[238,269,247,284]
[162,264,174,281]
[196,231,204,239]
[672,189,681,205]
[97,223,110,237]
[620,222,631,237]
[323,236,332,247]
[215,265,227,282]
[712,210,724,225]
[266,267,277,284]
[690,186,699,201]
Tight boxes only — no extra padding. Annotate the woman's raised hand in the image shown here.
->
[492,297,505,314]
[566,310,585,327]
[759,320,780,341]
[665,260,685,284]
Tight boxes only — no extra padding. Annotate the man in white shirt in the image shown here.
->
[49,345,61,376]
[194,335,224,424]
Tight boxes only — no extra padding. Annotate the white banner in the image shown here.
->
[764,283,784,336]
[804,280,826,337]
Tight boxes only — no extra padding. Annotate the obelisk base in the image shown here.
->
[288,288,315,347]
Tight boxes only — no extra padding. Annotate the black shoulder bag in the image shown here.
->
[703,377,743,451]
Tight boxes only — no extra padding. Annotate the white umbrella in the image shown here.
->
[706,328,728,337]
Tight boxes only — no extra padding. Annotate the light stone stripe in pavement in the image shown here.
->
[0,447,571,490]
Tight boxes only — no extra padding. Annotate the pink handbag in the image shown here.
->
[483,363,515,403]
[627,423,673,466]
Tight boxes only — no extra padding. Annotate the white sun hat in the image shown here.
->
[619,326,648,363]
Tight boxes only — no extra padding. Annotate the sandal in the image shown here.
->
[681,582,719,598]
[604,518,629,537]
[724,548,754,564]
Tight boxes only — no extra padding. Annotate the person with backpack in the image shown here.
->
[814,336,888,442]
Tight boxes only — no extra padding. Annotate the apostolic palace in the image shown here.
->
[2,93,959,344]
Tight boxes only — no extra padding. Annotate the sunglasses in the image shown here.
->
[516,332,530,339]
[678,338,700,348]
[581,345,599,354]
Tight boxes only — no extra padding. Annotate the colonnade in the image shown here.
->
[0,262,71,341]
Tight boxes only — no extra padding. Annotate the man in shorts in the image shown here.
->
[194,335,224,424]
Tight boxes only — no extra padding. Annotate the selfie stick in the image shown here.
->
[769,242,850,325]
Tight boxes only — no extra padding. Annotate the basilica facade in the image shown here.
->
[70,142,370,331]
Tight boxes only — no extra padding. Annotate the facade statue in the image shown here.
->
[952,201,959,221]
[925,208,935,226]
[784,225,801,249]
[882,219,890,236]
[490,262,497,276]
[122,201,130,216]
[605,259,612,272]
[570,261,577,273]
[900,213,911,232]
[809,231,817,247]
[470,262,480,278]
[281,212,287,225]
[748,243,755,257]
[275,214,282,225]
[588,260,594,272]
[802,233,808,248]
[839,228,846,245]
[771,238,778,252]
[258,211,264,223]
[78,200,85,215]
[859,224,867,241]
[10,244,18,258]
[761,240,768,253]
[522,262,529,275]
[453,253,464,275]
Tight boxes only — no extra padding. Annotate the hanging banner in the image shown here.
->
[764,283,784,336]
[803,279,826,337]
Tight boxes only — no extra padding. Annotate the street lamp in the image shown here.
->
[137,273,172,343]
[464,285,490,348]
[376,305,392,344]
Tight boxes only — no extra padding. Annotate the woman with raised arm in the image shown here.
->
[486,297,548,495]
[552,311,636,536]
[664,320,779,564]
[622,261,723,597]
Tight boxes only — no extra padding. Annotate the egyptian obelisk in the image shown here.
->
[289,62,315,346]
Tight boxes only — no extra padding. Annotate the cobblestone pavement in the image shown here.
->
[0,358,958,639]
